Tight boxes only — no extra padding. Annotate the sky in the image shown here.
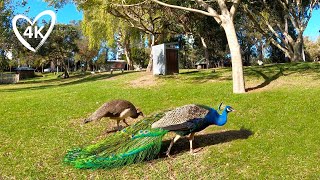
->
[12,0,320,40]
[13,0,83,24]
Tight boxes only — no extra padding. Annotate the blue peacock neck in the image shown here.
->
[205,108,228,126]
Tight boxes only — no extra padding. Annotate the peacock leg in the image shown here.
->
[122,119,129,127]
[166,135,181,157]
[188,132,195,154]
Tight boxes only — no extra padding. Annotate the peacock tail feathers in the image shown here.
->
[64,112,168,169]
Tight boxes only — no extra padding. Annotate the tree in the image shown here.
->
[304,37,320,61]
[242,0,319,62]
[47,0,246,93]
[39,24,80,78]
[78,1,177,72]
[175,11,227,68]
[0,0,13,71]
[75,36,99,71]
[148,0,245,93]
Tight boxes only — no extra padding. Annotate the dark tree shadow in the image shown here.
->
[156,128,253,158]
[246,67,284,92]
[179,70,200,75]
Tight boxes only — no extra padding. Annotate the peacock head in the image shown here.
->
[218,102,235,113]
[225,106,235,113]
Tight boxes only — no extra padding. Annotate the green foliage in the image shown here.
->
[304,37,320,61]
[131,47,148,67]
[0,0,14,71]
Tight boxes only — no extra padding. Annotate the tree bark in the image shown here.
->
[292,34,303,62]
[200,35,210,69]
[284,15,290,62]
[146,34,155,72]
[259,39,263,62]
[124,39,133,70]
[223,19,246,93]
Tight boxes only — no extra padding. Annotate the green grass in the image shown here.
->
[1,63,320,179]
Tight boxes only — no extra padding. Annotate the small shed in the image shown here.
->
[152,43,179,75]
[106,60,126,70]
[15,66,35,79]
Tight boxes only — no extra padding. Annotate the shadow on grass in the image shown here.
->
[179,70,200,74]
[0,71,135,92]
[246,67,284,92]
[18,73,89,85]
[157,128,253,158]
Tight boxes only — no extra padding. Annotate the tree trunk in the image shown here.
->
[200,36,210,69]
[146,35,155,73]
[223,20,246,93]
[124,40,133,70]
[259,39,263,62]
[292,35,303,62]
[284,15,290,62]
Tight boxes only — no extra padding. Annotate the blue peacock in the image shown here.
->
[64,103,235,169]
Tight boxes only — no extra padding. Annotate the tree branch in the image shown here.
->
[230,0,241,19]
[150,0,218,18]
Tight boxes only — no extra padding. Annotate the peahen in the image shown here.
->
[64,103,234,169]
[83,99,144,130]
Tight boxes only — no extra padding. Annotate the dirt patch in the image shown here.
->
[129,73,161,88]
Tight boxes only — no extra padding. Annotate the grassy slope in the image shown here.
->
[1,63,320,179]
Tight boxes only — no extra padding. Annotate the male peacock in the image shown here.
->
[83,99,144,130]
[151,103,235,156]
[64,103,234,169]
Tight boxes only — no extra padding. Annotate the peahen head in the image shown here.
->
[136,108,144,118]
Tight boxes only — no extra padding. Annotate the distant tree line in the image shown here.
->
[1,0,319,93]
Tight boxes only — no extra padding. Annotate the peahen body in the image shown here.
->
[84,99,144,130]
[64,103,234,169]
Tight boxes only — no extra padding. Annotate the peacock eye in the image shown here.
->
[227,107,233,112]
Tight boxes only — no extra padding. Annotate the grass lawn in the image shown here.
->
[1,63,320,179]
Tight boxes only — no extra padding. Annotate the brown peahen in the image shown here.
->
[83,99,144,130]
[65,103,234,169]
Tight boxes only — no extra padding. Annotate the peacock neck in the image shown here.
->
[204,108,228,126]
[215,110,228,126]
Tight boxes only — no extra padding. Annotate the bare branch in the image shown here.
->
[230,0,241,19]
[150,0,218,18]
[195,0,222,23]
[110,0,148,7]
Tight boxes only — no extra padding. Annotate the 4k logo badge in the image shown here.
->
[12,10,56,52]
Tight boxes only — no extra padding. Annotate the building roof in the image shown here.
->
[15,67,35,71]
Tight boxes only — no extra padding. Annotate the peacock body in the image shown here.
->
[64,104,234,169]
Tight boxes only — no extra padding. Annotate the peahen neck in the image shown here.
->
[205,108,228,126]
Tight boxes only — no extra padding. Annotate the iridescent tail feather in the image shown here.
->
[64,113,168,169]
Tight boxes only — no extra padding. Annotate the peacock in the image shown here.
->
[64,103,234,169]
[83,99,144,130]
